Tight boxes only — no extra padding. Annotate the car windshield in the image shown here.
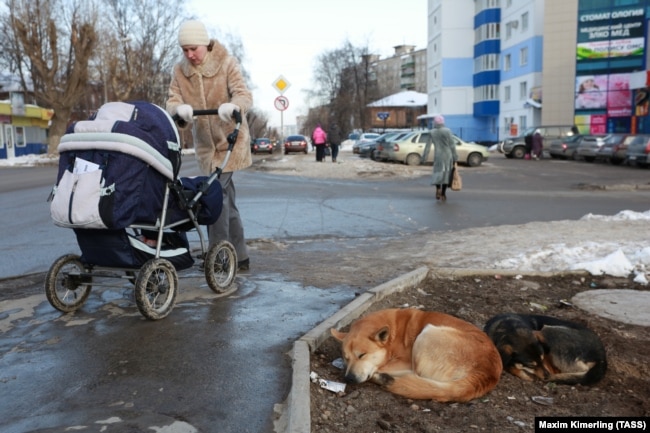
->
[604,134,624,144]
[566,134,583,142]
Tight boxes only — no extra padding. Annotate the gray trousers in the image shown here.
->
[208,172,248,261]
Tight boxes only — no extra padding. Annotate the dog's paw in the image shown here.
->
[372,373,395,386]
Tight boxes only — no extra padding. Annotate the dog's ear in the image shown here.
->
[533,330,550,352]
[374,326,390,343]
[330,328,346,342]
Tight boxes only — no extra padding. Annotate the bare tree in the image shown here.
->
[307,40,379,134]
[96,0,186,105]
[3,0,97,152]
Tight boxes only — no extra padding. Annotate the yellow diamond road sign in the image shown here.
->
[272,75,291,94]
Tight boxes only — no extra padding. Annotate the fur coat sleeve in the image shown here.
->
[166,40,252,175]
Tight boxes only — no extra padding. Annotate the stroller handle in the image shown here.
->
[172,108,242,127]
[176,108,242,211]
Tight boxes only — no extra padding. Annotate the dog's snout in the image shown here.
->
[344,372,364,384]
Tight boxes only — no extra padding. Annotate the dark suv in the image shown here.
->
[498,125,579,159]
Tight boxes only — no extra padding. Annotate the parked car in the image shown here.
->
[498,125,579,159]
[384,131,489,167]
[623,134,650,167]
[611,134,649,165]
[377,131,417,161]
[251,137,273,155]
[360,131,410,160]
[594,134,629,164]
[341,133,359,149]
[352,133,381,154]
[548,134,584,160]
[577,134,624,162]
[283,135,309,154]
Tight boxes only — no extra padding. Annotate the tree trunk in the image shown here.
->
[47,107,72,155]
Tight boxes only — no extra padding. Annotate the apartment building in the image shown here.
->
[370,45,427,96]
[426,0,650,141]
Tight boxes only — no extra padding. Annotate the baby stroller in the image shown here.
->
[45,101,239,320]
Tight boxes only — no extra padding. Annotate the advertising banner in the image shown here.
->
[577,7,645,66]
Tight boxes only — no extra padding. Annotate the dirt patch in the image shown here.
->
[310,274,650,432]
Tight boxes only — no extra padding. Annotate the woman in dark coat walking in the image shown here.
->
[531,129,543,159]
[328,123,341,162]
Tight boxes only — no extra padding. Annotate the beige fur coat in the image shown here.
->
[167,40,252,175]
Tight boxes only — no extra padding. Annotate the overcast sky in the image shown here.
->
[187,1,428,128]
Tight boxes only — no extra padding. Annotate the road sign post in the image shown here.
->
[272,76,291,141]
[377,111,390,132]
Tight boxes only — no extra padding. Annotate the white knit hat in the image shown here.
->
[178,20,209,46]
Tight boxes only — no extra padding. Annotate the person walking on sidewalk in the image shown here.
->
[531,129,543,160]
[312,123,328,162]
[328,123,341,163]
[166,20,253,271]
[422,115,457,201]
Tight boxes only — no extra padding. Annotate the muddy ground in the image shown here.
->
[245,151,650,433]
[309,274,650,433]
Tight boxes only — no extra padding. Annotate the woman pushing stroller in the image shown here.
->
[167,20,252,271]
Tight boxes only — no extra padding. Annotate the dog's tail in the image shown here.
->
[377,369,502,403]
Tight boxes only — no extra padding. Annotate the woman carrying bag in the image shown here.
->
[422,115,458,201]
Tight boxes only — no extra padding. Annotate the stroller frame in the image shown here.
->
[45,108,241,320]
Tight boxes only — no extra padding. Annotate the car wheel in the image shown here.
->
[511,146,526,159]
[405,153,422,166]
[467,152,483,167]
[584,156,595,162]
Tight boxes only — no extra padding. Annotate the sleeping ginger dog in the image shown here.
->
[331,308,502,402]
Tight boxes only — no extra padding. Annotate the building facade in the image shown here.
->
[426,0,499,143]
[369,45,427,96]
[574,0,647,135]
[426,0,650,142]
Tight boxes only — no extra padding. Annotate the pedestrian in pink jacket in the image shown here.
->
[311,124,328,162]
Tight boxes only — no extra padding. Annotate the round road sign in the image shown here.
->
[274,96,289,111]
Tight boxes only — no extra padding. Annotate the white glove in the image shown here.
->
[176,104,193,123]
[218,103,239,122]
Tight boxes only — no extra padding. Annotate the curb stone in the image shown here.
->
[275,266,595,433]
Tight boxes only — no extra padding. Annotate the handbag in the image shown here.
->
[450,164,462,191]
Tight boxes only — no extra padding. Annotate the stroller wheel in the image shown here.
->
[134,258,178,320]
[204,240,237,293]
[45,254,92,313]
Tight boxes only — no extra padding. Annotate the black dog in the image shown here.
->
[484,313,607,385]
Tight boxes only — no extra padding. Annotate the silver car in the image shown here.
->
[576,135,614,162]
[384,131,489,167]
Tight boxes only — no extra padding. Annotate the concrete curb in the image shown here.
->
[276,266,593,433]
[278,266,429,433]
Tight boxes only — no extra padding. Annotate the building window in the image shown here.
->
[519,115,527,130]
[521,12,529,32]
[504,85,511,102]
[520,81,528,100]
[520,47,528,66]
[504,54,511,71]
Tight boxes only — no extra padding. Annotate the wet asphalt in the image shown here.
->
[2,154,650,432]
